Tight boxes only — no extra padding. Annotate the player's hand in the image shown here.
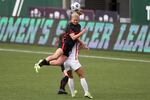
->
[84,44,90,50]
[81,28,87,34]
[81,43,89,50]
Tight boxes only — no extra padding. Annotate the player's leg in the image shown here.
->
[34,48,64,73]
[75,67,88,93]
[40,48,63,66]
[75,67,93,99]
[67,70,77,97]
[58,64,68,94]
[46,48,63,61]
[58,76,68,94]
[50,55,67,66]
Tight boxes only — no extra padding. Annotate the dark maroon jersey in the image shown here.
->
[58,22,81,57]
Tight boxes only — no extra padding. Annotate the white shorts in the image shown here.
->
[64,59,81,71]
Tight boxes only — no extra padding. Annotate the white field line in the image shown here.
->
[0,48,150,63]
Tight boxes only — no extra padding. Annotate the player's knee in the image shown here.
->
[68,74,73,78]
[67,71,73,78]
[51,54,59,59]
[79,74,84,78]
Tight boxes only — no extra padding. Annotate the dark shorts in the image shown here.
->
[60,64,65,72]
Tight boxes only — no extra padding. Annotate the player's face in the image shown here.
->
[71,17,79,25]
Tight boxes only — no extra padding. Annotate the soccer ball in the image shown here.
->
[71,2,81,11]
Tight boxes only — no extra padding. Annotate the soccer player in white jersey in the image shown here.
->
[64,42,93,99]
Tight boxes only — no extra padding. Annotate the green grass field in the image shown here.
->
[0,43,150,100]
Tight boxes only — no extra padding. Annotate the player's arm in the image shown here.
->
[77,38,89,49]
[69,28,87,40]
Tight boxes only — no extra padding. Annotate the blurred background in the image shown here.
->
[0,0,150,53]
[0,0,150,24]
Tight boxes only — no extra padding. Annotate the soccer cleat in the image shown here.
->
[57,89,68,94]
[34,59,42,73]
[71,90,78,97]
[84,92,93,99]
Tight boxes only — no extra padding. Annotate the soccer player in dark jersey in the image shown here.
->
[34,12,86,73]
[57,9,85,94]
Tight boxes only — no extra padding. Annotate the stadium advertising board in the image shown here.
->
[0,17,150,53]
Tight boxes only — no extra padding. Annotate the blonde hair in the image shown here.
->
[71,12,80,19]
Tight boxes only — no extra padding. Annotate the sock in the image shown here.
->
[39,59,50,67]
[80,78,89,94]
[59,76,69,91]
[68,78,74,95]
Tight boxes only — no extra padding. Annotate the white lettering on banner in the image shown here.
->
[146,6,150,21]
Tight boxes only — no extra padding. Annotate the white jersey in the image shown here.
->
[67,42,80,60]
[64,42,81,71]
